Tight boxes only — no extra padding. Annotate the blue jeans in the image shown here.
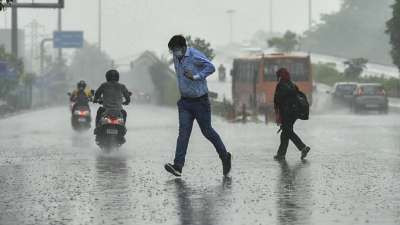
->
[174,97,228,168]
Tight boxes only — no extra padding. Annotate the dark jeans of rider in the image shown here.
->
[96,107,127,126]
[277,117,306,157]
[174,95,229,168]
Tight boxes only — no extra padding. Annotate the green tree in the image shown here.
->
[0,0,13,11]
[312,62,343,86]
[185,36,215,60]
[0,45,23,74]
[386,0,400,71]
[267,31,299,53]
[302,0,392,64]
[343,58,368,79]
[0,45,23,100]
[313,62,400,97]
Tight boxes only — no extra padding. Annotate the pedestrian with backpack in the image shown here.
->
[273,68,311,161]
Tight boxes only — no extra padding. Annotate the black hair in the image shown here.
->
[168,35,187,50]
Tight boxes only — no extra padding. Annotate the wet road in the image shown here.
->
[0,95,400,225]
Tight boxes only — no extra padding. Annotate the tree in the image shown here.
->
[267,31,299,53]
[386,0,400,71]
[0,0,13,11]
[0,45,23,100]
[343,58,368,79]
[185,36,215,60]
[0,45,23,74]
[301,0,392,64]
[312,63,342,85]
[250,30,275,48]
[68,42,112,88]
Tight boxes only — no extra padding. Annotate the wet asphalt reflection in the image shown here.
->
[0,104,399,225]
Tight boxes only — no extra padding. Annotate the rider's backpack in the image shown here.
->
[293,90,310,120]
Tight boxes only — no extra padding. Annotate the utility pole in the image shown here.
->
[308,0,312,31]
[58,8,63,63]
[98,0,102,50]
[269,0,273,34]
[226,9,235,44]
[11,0,18,58]
[26,20,44,72]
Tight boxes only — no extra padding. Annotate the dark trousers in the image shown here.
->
[174,96,228,168]
[276,117,306,157]
[96,107,127,126]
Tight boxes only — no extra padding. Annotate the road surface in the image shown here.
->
[1,86,400,225]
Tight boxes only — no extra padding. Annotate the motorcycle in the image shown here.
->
[94,101,128,151]
[71,105,92,130]
[67,92,92,131]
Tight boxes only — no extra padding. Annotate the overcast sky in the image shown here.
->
[2,0,341,61]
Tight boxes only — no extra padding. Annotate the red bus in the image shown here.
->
[231,53,313,121]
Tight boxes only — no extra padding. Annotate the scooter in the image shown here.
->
[67,92,92,131]
[94,100,128,151]
[71,105,92,131]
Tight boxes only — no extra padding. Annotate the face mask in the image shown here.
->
[172,48,185,58]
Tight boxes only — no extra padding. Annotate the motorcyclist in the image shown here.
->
[218,64,226,81]
[93,69,131,134]
[70,80,93,111]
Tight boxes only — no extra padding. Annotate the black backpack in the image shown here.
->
[293,90,310,120]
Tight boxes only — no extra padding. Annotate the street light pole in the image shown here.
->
[11,0,18,58]
[308,0,312,31]
[269,0,273,34]
[58,8,62,62]
[226,9,235,44]
[99,0,102,50]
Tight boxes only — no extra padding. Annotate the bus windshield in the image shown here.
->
[264,58,309,82]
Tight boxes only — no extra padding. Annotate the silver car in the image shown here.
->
[331,82,358,105]
[352,83,388,114]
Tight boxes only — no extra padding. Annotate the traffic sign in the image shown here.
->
[53,31,83,48]
[0,61,17,80]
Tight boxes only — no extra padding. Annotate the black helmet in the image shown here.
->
[105,69,119,82]
[77,80,86,90]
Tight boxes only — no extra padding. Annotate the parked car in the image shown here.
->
[351,83,388,114]
[330,82,358,105]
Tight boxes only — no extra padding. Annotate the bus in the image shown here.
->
[231,53,313,122]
